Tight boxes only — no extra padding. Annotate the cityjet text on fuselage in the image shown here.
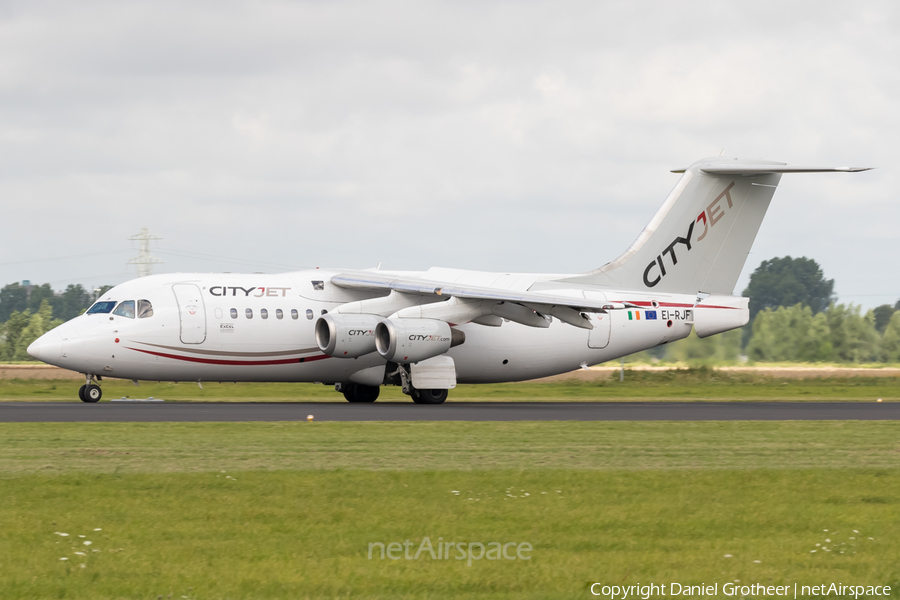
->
[208,286,291,297]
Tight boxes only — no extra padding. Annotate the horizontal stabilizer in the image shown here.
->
[565,155,872,295]
[671,164,873,175]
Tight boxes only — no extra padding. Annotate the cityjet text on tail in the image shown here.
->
[27,157,871,404]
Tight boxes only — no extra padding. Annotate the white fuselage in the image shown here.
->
[30,268,697,384]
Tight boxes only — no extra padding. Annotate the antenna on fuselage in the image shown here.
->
[128,227,163,277]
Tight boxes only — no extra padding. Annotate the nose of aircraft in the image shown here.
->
[27,328,64,364]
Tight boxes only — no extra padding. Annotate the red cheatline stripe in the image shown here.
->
[127,347,331,366]
[618,301,739,309]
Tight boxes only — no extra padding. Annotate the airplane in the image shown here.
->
[27,157,871,404]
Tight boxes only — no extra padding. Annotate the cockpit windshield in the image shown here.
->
[112,300,136,319]
[86,301,117,314]
[138,299,154,318]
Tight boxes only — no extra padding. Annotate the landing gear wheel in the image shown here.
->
[411,388,448,404]
[78,385,87,402]
[83,384,102,403]
[342,384,380,403]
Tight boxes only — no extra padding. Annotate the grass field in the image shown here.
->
[2,368,899,402]
[1,421,898,599]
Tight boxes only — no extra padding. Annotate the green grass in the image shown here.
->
[1,421,899,475]
[1,421,899,598]
[3,469,899,599]
[2,367,900,402]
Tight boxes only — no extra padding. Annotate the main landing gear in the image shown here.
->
[341,383,380,403]
[335,363,450,405]
[410,388,449,405]
[393,363,449,404]
[78,374,102,403]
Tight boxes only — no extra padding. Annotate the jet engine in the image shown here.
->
[375,318,454,363]
[315,313,381,358]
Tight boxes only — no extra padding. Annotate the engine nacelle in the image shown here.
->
[315,313,381,358]
[375,318,452,363]
[693,295,750,338]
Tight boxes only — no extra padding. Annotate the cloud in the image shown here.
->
[0,0,896,304]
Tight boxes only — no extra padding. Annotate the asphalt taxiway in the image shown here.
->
[1,401,898,422]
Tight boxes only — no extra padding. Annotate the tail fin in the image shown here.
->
[561,157,871,295]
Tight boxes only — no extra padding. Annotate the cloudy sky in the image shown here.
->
[1,1,896,307]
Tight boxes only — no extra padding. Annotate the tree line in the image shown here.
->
[0,283,111,361]
[657,256,900,364]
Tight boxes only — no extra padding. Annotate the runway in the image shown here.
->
[1,401,898,422]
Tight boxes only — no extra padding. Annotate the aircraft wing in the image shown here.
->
[329,272,615,312]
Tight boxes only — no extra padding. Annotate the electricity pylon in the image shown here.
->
[128,228,163,277]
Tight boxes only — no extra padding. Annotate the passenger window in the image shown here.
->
[246,308,253,319]
[305,309,313,320]
[138,300,154,318]
[321,309,327,315]
[112,300,136,319]
[214,308,223,319]
[291,309,299,320]
[230,308,238,319]
[87,301,117,314]
[261,308,268,320]
[276,309,283,320]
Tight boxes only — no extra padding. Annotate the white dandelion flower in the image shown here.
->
[74,552,85,556]
[724,554,732,558]
[80,564,86,569]
[59,557,68,561]
[753,560,761,563]
[83,541,92,546]
[853,530,859,533]
[94,528,102,531]
[57,533,69,537]
[825,539,831,543]
[811,550,816,553]
[78,535,85,538]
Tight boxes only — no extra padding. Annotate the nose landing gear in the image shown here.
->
[79,375,102,403]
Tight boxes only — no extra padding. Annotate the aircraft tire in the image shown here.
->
[78,385,87,402]
[411,388,448,404]
[84,384,102,403]
[343,384,380,403]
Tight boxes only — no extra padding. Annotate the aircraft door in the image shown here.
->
[172,283,207,344]
[587,312,611,349]
[584,290,610,349]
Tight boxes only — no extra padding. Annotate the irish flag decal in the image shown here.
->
[628,310,658,321]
